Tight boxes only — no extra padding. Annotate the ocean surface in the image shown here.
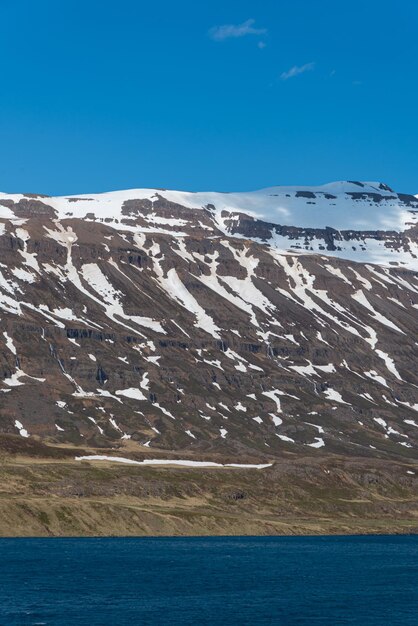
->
[0,535,417,625]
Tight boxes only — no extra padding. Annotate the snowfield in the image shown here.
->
[0,180,414,229]
[75,455,273,469]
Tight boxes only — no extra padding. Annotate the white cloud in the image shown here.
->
[280,62,315,80]
[209,19,267,42]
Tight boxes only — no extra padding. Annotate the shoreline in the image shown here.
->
[1,529,418,538]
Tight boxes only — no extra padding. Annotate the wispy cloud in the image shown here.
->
[209,19,267,42]
[280,62,315,80]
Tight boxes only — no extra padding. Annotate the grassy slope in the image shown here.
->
[1,436,418,537]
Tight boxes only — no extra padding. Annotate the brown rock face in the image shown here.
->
[0,183,417,461]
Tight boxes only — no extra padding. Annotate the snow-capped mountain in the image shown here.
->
[0,181,417,460]
[2,179,417,267]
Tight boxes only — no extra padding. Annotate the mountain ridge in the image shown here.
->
[2,180,417,268]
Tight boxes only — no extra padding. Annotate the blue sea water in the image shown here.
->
[0,536,417,625]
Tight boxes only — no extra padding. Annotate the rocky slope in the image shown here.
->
[0,181,417,462]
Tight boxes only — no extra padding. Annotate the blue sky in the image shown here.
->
[0,0,417,195]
